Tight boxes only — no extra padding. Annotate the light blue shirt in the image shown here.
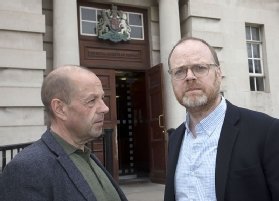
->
[175,97,227,201]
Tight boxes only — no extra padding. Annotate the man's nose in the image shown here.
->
[100,99,109,114]
[185,68,197,80]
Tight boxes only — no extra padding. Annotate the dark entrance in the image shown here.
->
[116,71,150,180]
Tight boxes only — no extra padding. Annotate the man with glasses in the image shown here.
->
[164,37,279,201]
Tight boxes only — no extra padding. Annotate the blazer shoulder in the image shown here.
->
[6,140,54,169]
[4,131,62,172]
[169,123,185,141]
[225,100,278,127]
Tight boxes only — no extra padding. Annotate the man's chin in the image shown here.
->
[89,128,103,139]
[182,96,208,108]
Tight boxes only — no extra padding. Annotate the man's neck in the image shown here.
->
[188,95,222,134]
[50,124,85,151]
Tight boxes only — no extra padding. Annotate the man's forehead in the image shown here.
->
[177,40,209,52]
[92,84,104,93]
[72,72,104,92]
[171,40,214,63]
[79,86,105,100]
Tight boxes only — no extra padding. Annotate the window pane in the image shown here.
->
[247,44,252,58]
[250,77,255,91]
[252,44,260,58]
[82,21,96,34]
[254,60,261,73]
[130,26,143,39]
[129,13,142,26]
[256,77,264,91]
[245,26,251,40]
[251,27,260,41]
[248,59,253,73]
[81,8,96,21]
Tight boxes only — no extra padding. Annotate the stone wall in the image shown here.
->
[0,0,46,145]
[180,0,279,117]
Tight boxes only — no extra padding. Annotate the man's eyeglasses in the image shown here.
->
[168,64,218,80]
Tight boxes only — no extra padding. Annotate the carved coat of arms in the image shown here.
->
[97,5,131,42]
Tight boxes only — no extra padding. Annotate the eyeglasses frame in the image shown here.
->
[168,63,219,80]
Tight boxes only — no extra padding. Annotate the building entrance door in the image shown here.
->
[89,67,166,183]
[116,71,150,180]
[146,64,167,183]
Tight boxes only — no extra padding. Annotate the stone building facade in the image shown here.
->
[1,0,278,180]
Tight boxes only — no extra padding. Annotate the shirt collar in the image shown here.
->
[185,96,227,136]
[50,130,91,156]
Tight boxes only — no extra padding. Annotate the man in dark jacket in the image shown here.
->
[0,65,128,201]
[164,37,279,201]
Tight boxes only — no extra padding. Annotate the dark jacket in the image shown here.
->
[164,101,279,201]
[0,130,127,201]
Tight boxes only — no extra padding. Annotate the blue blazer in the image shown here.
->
[0,130,128,201]
[164,101,279,201]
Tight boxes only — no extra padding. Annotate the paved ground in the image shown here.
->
[120,181,165,201]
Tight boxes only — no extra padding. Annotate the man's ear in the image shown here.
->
[50,98,67,120]
[216,66,222,78]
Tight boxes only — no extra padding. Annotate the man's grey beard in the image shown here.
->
[182,94,208,108]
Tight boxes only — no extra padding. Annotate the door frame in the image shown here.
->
[146,63,167,183]
[90,69,119,181]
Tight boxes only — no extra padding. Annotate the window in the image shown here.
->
[80,6,101,36]
[245,25,265,91]
[127,12,144,40]
[80,6,144,40]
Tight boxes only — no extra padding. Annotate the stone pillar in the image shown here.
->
[53,0,80,68]
[158,0,185,129]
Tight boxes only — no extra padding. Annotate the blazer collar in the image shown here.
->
[165,123,186,201]
[215,100,240,201]
[41,130,97,201]
[168,123,186,173]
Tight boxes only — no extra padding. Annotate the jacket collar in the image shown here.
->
[41,130,97,201]
[164,123,186,201]
[215,100,240,201]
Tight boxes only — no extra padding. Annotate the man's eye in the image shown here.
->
[88,99,96,104]
[194,65,207,72]
[174,68,184,76]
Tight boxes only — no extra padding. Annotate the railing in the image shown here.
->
[0,129,114,174]
[0,142,32,172]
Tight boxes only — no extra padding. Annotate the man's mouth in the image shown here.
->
[186,88,202,92]
[94,119,104,124]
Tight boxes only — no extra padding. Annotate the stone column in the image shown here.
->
[53,0,80,68]
[158,0,185,129]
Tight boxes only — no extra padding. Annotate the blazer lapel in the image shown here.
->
[42,131,96,201]
[215,101,240,201]
[165,123,186,200]
[168,124,186,177]
[57,155,96,201]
